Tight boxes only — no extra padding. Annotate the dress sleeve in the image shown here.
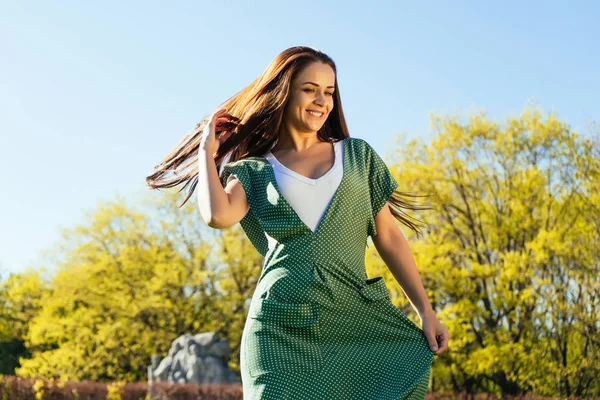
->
[221,161,252,198]
[220,160,270,257]
[365,141,399,237]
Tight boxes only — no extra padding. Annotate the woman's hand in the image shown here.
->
[199,108,239,155]
[419,310,450,355]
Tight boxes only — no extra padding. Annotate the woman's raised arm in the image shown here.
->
[197,109,249,229]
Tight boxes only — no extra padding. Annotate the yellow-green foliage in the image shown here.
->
[33,379,45,400]
[365,105,600,398]
[106,381,126,400]
[215,225,264,372]
[0,268,49,341]
[13,194,262,382]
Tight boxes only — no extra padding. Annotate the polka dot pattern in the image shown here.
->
[221,137,435,399]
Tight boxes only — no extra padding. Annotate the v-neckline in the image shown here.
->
[260,138,348,236]
[265,141,340,185]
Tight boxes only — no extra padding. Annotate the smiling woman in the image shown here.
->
[279,62,336,144]
[145,46,448,399]
[145,46,427,235]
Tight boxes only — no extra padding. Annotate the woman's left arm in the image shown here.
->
[372,203,450,355]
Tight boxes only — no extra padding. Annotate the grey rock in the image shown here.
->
[148,332,240,385]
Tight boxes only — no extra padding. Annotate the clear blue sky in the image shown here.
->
[1,1,598,279]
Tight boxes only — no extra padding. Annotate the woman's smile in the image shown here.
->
[307,110,325,118]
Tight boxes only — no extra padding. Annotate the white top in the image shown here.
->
[264,139,344,232]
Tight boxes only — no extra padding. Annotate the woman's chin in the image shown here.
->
[304,121,325,131]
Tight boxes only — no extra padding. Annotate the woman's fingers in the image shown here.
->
[215,120,238,136]
[212,108,239,120]
[435,331,449,354]
[219,115,240,123]
[218,130,234,143]
[199,108,239,154]
[210,108,227,121]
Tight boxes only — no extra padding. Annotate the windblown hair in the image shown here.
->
[146,46,430,236]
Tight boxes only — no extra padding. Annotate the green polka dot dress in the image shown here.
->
[221,137,435,399]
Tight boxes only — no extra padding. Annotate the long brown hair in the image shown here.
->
[146,46,430,236]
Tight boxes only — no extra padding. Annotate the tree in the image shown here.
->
[16,193,262,381]
[0,268,48,374]
[365,106,600,397]
[212,225,263,372]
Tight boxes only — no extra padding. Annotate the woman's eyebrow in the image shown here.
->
[301,81,335,89]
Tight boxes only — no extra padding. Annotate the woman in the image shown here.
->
[147,46,449,399]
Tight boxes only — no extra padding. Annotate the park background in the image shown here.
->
[1,1,598,398]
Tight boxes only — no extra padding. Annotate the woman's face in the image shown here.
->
[282,61,336,136]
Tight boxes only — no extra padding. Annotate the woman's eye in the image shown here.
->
[303,89,334,96]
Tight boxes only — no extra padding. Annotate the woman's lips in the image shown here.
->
[307,110,324,118]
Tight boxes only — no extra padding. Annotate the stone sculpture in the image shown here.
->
[148,332,240,385]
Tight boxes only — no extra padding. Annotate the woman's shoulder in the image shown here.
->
[344,136,372,148]
[344,136,376,157]
[221,155,270,176]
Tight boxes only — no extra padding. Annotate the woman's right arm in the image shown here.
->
[197,109,249,229]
